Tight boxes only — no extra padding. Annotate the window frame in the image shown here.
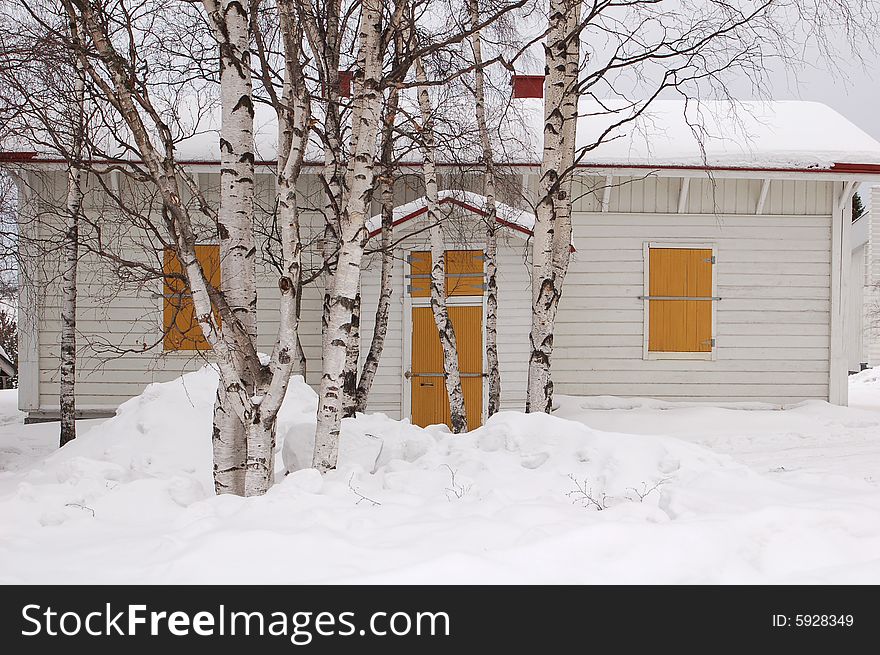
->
[642,241,718,361]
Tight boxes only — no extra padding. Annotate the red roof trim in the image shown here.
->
[0,151,38,162]
[5,152,880,175]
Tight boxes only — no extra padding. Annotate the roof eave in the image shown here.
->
[6,152,880,180]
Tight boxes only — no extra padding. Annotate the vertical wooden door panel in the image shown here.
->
[410,305,483,431]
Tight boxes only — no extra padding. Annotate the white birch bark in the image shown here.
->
[318,0,344,391]
[239,0,311,495]
[354,87,399,412]
[468,0,501,418]
[68,0,305,497]
[313,0,384,472]
[341,288,360,417]
[60,18,85,447]
[204,0,256,495]
[415,56,467,434]
[527,0,580,414]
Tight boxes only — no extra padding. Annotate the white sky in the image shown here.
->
[728,38,880,141]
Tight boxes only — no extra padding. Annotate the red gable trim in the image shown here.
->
[367,196,532,240]
[368,195,576,252]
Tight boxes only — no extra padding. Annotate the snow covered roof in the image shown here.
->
[6,99,880,173]
[566,100,880,170]
[0,345,15,378]
[365,190,536,237]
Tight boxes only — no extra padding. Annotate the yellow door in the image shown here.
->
[648,248,713,352]
[408,249,484,431]
[410,305,483,431]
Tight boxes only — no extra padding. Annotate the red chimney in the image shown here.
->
[511,74,544,99]
[338,70,353,98]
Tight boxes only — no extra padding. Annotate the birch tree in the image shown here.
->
[526,0,580,414]
[354,81,401,412]
[312,0,385,471]
[468,0,501,417]
[414,54,467,433]
[52,0,310,496]
[59,15,86,447]
[202,0,258,494]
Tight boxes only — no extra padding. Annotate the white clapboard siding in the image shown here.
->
[552,206,833,403]
[26,170,839,414]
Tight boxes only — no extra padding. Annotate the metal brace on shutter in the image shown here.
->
[407,284,487,293]
[405,371,485,378]
[703,256,716,264]
[406,273,486,279]
[153,292,192,299]
[638,295,721,301]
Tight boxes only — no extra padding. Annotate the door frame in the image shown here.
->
[401,249,488,428]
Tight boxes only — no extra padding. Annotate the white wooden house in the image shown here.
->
[6,99,880,428]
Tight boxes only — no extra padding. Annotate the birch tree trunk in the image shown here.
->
[341,289,360,417]
[526,0,580,414]
[239,0,311,495]
[354,84,400,413]
[313,0,384,472]
[67,0,266,497]
[318,0,344,395]
[205,0,257,495]
[468,0,501,418]
[60,20,85,447]
[415,56,467,433]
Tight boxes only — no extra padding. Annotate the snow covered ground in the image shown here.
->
[1,370,879,584]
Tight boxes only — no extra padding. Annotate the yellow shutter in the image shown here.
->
[408,251,432,297]
[445,250,484,296]
[163,245,220,351]
[408,250,484,297]
[648,247,713,352]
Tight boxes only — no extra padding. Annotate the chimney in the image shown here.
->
[338,70,353,98]
[511,74,544,99]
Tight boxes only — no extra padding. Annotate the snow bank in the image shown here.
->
[2,368,880,583]
[850,366,880,413]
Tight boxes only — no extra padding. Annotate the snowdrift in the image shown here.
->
[2,366,880,584]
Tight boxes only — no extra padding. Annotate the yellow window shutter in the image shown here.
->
[648,248,713,352]
[408,250,484,297]
[445,250,484,296]
[408,251,432,297]
[163,245,220,351]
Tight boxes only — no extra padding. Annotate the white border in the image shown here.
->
[642,240,718,361]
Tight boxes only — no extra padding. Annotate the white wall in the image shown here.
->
[550,176,837,404]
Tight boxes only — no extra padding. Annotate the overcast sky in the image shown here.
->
[730,38,880,142]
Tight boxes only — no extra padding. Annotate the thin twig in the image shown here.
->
[347,473,381,507]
